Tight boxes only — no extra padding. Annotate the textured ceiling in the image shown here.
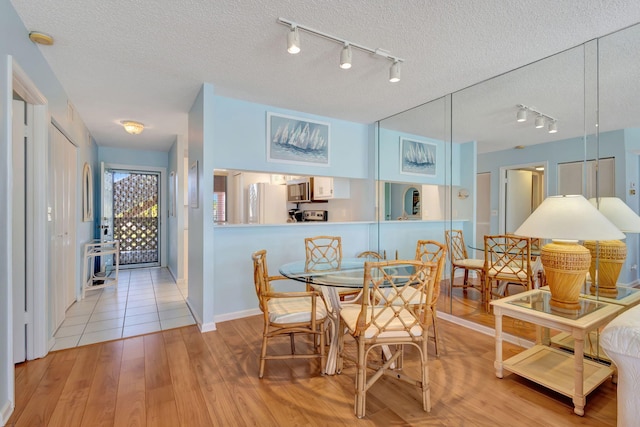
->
[9,0,640,152]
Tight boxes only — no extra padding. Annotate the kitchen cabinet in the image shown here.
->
[313,177,350,199]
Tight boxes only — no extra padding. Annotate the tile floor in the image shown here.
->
[52,267,195,351]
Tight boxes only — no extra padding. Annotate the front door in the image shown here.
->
[102,167,161,268]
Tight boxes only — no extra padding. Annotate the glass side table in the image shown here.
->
[491,289,622,416]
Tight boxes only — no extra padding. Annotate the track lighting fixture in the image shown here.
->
[287,26,300,54]
[278,17,404,83]
[516,107,527,122]
[389,61,401,83]
[515,105,557,133]
[340,44,352,69]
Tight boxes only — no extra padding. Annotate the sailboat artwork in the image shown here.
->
[400,138,437,176]
[267,113,330,165]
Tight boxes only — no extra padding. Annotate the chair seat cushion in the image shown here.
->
[487,266,528,281]
[453,259,484,269]
[340,304,424,339]
[268,297,327,324]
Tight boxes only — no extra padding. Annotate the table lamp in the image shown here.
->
[514,195,624,311]
[584,197,640,297]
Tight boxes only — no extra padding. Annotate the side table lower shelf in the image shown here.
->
[82,240,120,298]
[502,345,614,398]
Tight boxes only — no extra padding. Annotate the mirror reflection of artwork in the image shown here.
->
[267,112,330,166]
[400,138,436,176]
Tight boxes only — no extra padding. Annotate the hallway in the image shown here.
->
[52,267,194,350]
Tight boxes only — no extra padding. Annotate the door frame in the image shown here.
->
[102,163,168,268]
[499,161,548,234]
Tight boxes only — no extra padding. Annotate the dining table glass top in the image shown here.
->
[279,258,421,288]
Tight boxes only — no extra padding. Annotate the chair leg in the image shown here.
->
[421,341,431,413]
[355,340,367,418]
[463,269,470,290]
[431,308,439,356]
[259,334,268,379]
[290,333,296,354]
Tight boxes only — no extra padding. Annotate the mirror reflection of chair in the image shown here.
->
[252,249,327,378]
[445,229,485,301]
[483,234,533,311]
[415,240,447,355]
[338,260,437,418]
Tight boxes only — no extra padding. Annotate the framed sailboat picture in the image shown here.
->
[400,138,437,176]
[267,112,330,166]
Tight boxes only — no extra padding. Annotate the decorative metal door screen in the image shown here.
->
[112,171,159,265]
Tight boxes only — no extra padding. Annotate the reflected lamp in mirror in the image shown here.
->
[514,195,624,311]
[584,197,640,297]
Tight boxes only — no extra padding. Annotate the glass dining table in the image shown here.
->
[279,257,414,375]
[280,258,368,375]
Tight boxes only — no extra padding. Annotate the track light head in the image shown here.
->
[548,120,558,134]
[516,107,527,122]
[535,115,545,128]
[287,27,300,54]
[340,44,352,69]
[389,61,401,83]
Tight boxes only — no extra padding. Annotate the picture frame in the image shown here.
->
[267,112,330,166]
[188,161,199,208]
[82,162,93,221]
[400,138,437,176]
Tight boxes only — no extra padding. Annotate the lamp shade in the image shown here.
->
[588,197,640,233]
[514,195,624,241]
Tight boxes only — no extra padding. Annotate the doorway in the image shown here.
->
[103,168,161,268]
[499,163,546,234]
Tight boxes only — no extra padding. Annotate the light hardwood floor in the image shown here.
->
[7,313,616,426]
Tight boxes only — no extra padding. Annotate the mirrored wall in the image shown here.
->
[376,22,640,338]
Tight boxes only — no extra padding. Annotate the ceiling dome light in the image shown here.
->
[389,61,401,83]
[121,120,144,135]
[535,115,545,128]
[28,31,54,45]
[548,120,558,134]
[339,44,352,69]
[516,107,527,122]
[287,27,300,54]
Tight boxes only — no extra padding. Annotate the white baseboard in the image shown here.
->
[214,308,261,324]
[1,399,13,426]
[199,322,217,333]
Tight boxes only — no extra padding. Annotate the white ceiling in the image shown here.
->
[9,0,640,152]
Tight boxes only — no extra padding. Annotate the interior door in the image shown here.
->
[12,99,26,363]
[49,125,77,330]
[505,169,533,233]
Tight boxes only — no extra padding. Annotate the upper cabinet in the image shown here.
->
[313,177,351,199]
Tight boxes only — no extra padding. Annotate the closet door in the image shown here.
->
[49,125,77,330]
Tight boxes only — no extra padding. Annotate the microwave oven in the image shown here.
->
[287,178,312,203]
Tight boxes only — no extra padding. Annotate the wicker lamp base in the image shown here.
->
[541,241,591,311]
[583,240,626,298]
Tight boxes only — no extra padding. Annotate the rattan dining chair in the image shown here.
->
[483,234,533,311]
[338,259,437,418]
[252,249,327,378]
[445,229,485,299]
[304,235,342,271]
